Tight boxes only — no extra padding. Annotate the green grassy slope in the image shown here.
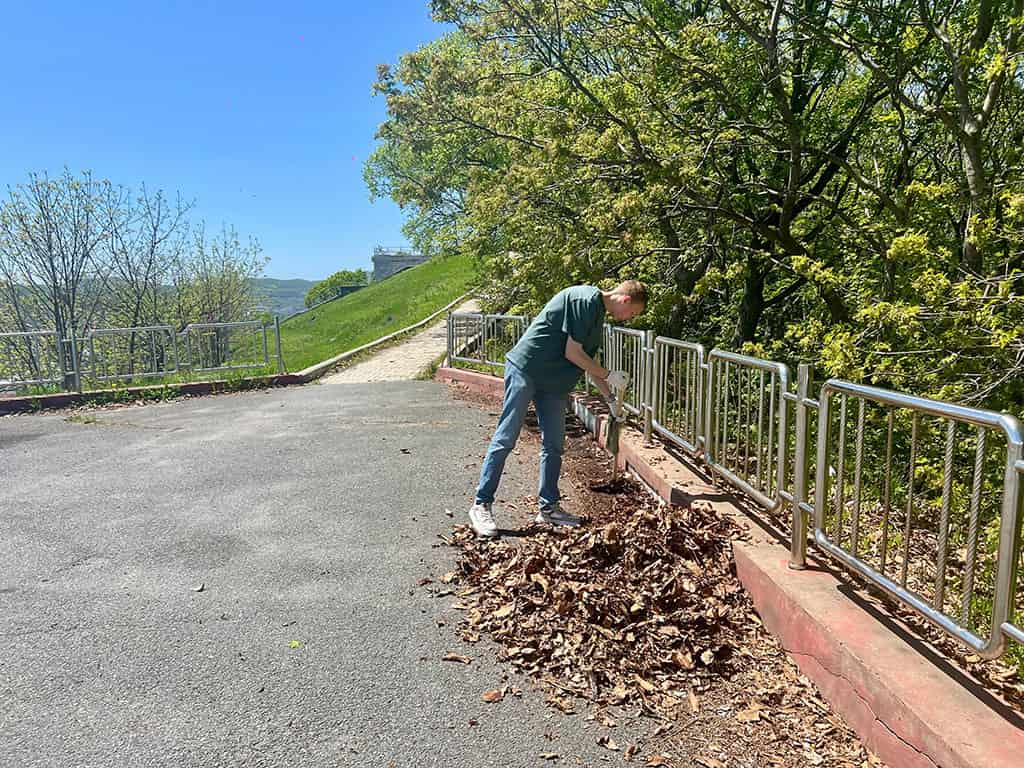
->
[278,253,475,371]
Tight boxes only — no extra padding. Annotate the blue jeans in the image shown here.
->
[475,361,568,511]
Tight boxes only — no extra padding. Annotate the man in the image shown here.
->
[468,280,647,537]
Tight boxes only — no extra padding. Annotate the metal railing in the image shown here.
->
[814,380,1024,659]
[445,311,1024,663]
[447,313,530,368]
[705,350,790,512]
[182,320,270,373]
[0,330,65,389]
[86,325,179,382]
[0,319,284,394]
[651,337,705,457]
[603,326,647,418]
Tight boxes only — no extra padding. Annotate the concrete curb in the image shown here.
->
[0,374,305,415]
[435,366,504,396]
[438,366,1024,768]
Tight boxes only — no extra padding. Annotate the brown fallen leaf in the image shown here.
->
[688,688,700,713]
[695,757,726,768]
[672,650,695,670]
[442,653,472,664]
[597,735,619,751]
[482,689,504,703]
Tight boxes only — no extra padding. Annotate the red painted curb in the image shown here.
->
[733,543,1024,768]
[435,366,504,397]
[447,366,1024,768]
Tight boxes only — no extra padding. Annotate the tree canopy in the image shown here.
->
[367,0,1024,414]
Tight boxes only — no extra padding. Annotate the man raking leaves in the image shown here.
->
[468,281,647,537]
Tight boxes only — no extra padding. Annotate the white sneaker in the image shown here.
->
[468,502,499,538]
[535,505,581,528]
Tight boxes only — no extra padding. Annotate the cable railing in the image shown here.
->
[446,311,1024,664]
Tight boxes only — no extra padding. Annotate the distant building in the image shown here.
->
[372,246,429,282]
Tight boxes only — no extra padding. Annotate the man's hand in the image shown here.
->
[606,370,629,394]
[605,395,624,421]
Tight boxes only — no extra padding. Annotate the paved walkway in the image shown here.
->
[0,378,652,767]
[321,299,480,384]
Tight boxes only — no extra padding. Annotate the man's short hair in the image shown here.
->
[613,279,648,306]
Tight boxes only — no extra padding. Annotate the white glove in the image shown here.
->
[605,396,624,421]
[606,370,629,394]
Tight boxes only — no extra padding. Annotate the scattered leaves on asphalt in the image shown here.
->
[442,653,473,664]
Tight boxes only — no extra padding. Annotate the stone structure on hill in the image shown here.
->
[372,246,429,282]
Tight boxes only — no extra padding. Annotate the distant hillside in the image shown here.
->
[251,278,318,318]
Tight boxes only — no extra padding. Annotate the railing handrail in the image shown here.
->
[87,325,176,336]
[0,329,57,338]
[822,379,1024,444]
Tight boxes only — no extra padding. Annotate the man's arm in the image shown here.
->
[565,337,610,397]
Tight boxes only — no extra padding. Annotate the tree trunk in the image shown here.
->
[961,132,986,274]
[734,254,766,346]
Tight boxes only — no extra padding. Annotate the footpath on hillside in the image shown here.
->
[320,299,480,384]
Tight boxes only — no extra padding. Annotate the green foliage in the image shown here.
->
[366,0,1023,416]
[304,269,369,308]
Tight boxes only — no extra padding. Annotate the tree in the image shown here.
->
[367,0,1023,413]
[304,267,370,307]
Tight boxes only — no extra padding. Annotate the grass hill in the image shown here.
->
[252,278,318,318]
[278,253,475,372]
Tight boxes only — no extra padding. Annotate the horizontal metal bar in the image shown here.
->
[708,348,787,375]
[822,379,1024,444]
[88,325,174,335]
[778,492,814,518]
[192,362,266,373]
[708,462,779,511]
[652,420,699,457]
[814,530,999,657]
[782,391,819,410]
[608,326,645,339]
[0,330,57,339]
[653,336,703,351]
[186,321,264,331]
[1003,622,1024,645]
[0,375,62,387]
[92,370,177,382]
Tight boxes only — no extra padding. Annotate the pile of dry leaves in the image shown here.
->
[445,490,746,715]
[437,482,881,765]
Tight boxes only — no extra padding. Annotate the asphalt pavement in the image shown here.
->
[1,381,647,768]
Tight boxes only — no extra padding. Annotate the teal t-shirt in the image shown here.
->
[506,286,605,393]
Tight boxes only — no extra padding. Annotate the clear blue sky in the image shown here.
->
[0,1,446,281]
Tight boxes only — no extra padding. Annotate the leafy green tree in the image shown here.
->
[304,268,370,307]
